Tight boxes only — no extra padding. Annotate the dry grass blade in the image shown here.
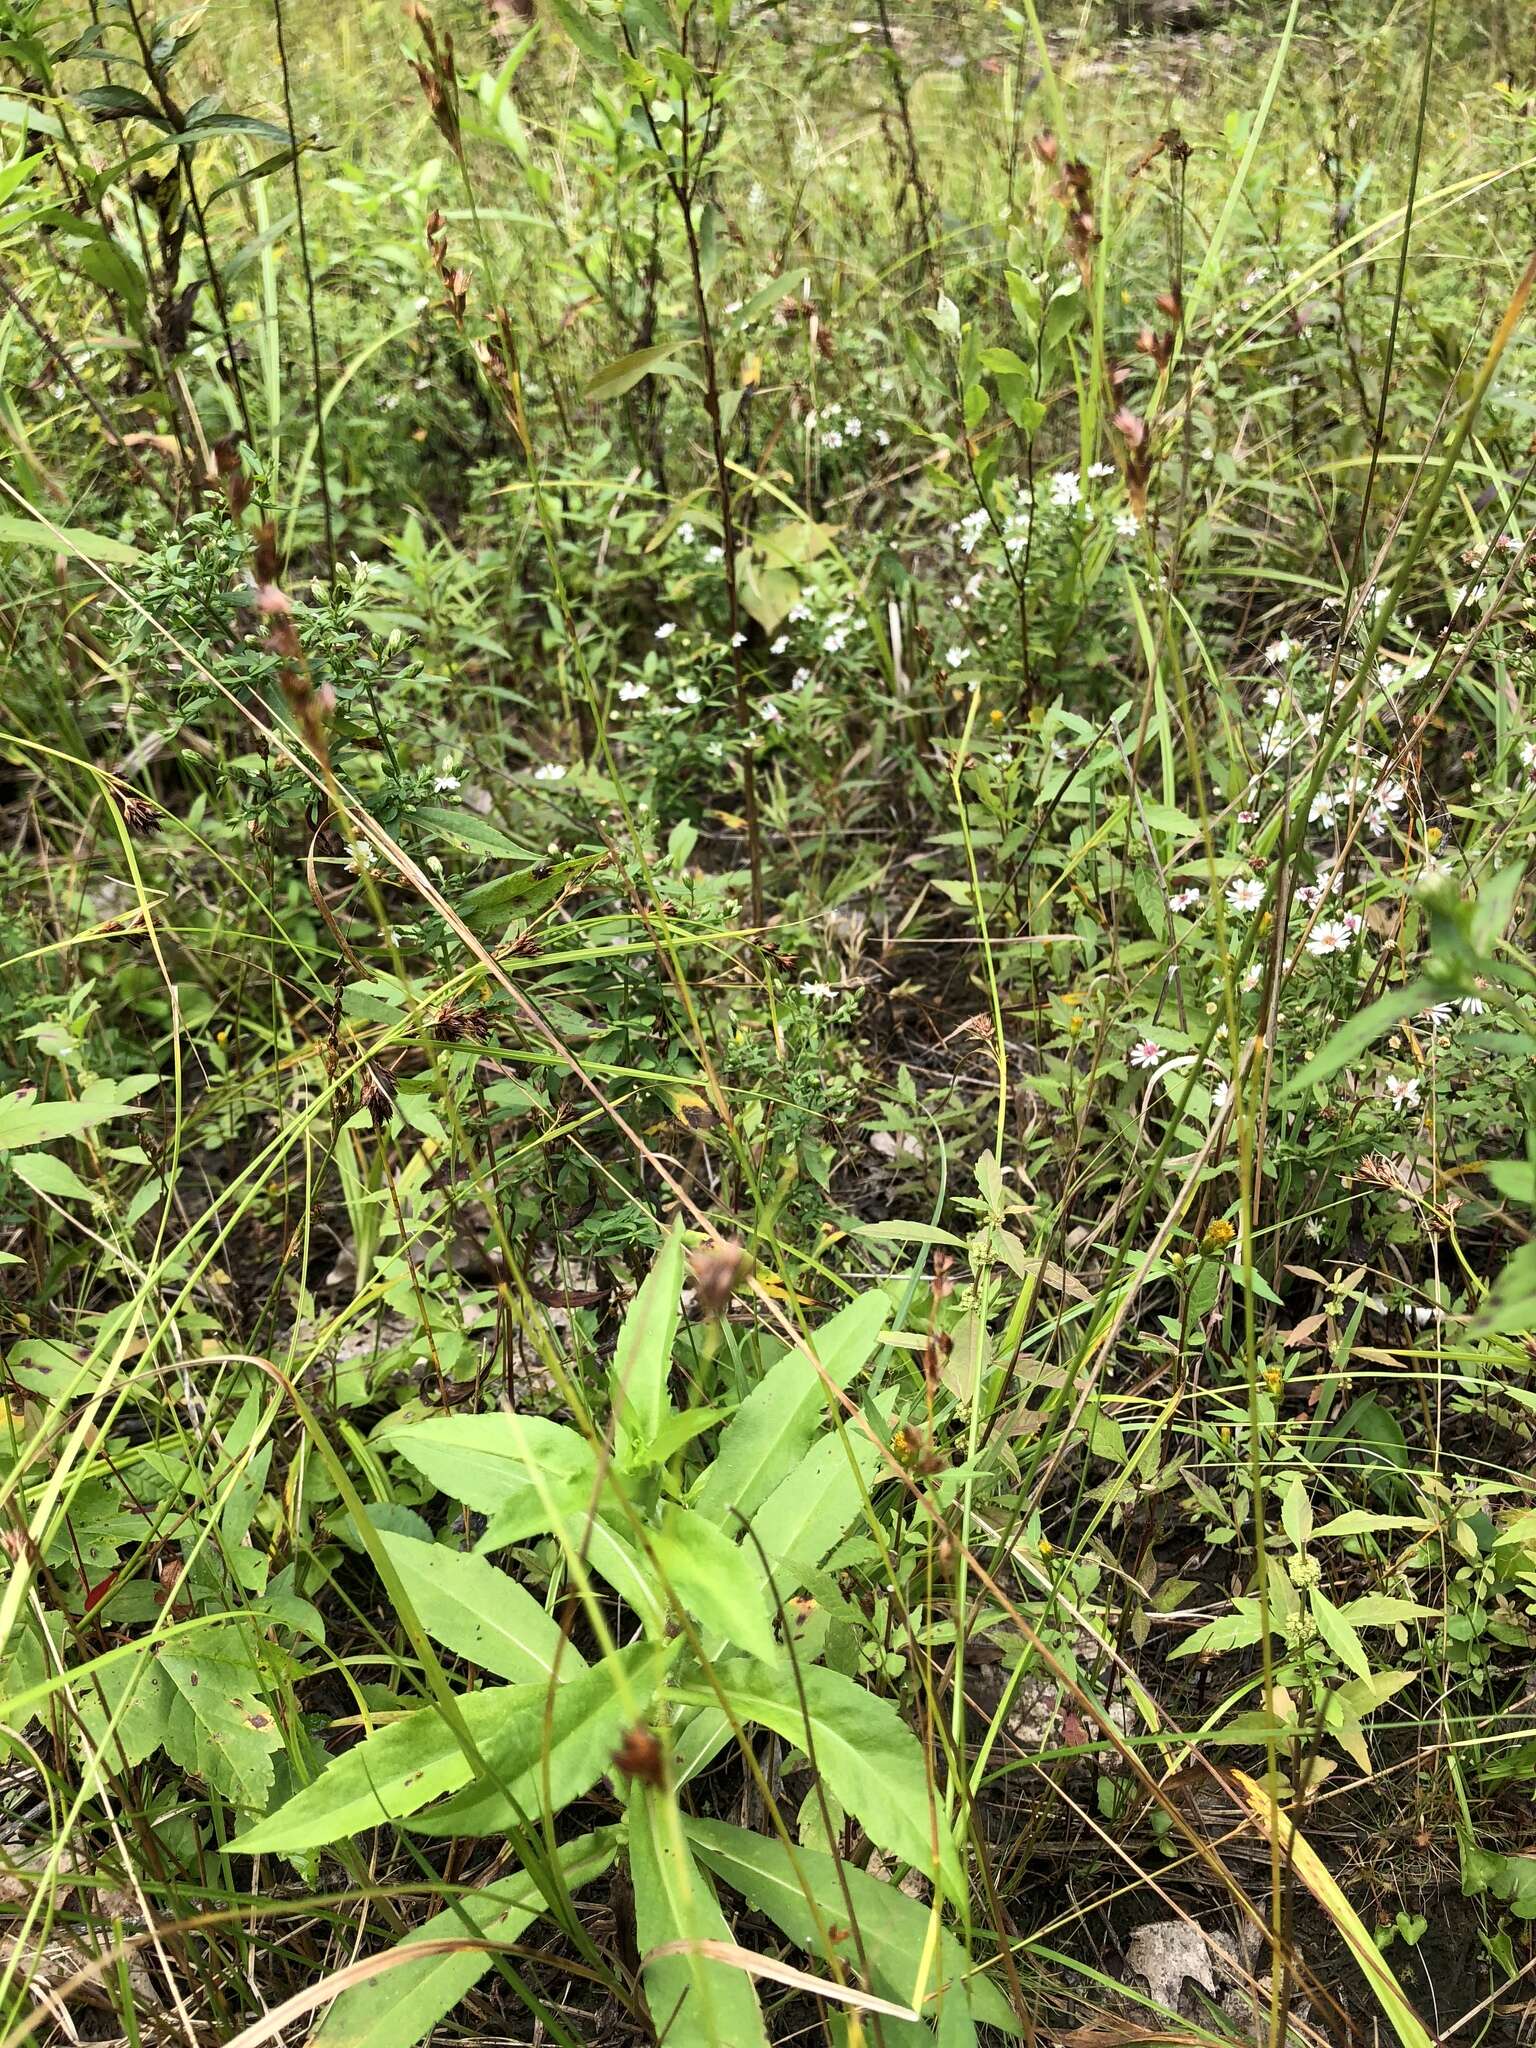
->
[643,1937,923,2021]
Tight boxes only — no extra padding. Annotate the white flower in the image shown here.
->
[1265,636,1295,667]
[677,521,695,545]
[875,427,890,447]
[1226,877,1265,915]
[845,416,862,438]
[770,634,790,654]
[1385,1075,1421,1109]
[791,667,811,690]
[655,621,677,640]
[433,773,461,795]
[533,761,567,783]
[1113,510,1139,538]
[1087,461,1116,479]
[1422,1002,1454,1026]
[1168,886,1201,914]
[1129,1038,1163,1070]
[788,604,811,623]
[1306,919,1355,957]
[946,646,970,669]
[757,699,782,722]
[346,840,377,875]
[823,430,843,450]
[823,628,848,653]
[1211,1078,1232,1114]
[1242,962,1264,992]
[730,631,747,648]
[675,684,701,706]
[1460,993,1487,1016]
[799,980,836,999]
[705,545,724,564]
[1050,469,1082,508]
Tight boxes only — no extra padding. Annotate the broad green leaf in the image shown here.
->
[630,1784,768,2048]
[850,1219,967,1250]
[1472,1240,1536,1336]
[313,1831,617,2048]
[1312,1512,1434,1540]
[702,1662,962,1902]
[159,1640,284,1810]
[650,1508,776,1663]
[1309,1588,1371,1682]
[1170,1599,1267,1658]
[0,515,141,563]
[407,1643,672,1838]
[687,1818,1024,2041]
[585,338,692,400]
[610,1223,685,1459]
[1335,1595,1433,1627]
[9,1152,95,1202]
[0,1075,153,1150]
[232,1685,517,1854]
[1280,1476,1312,1550]
[549,1510,666,1635]
[696,1290,888,1526]
[746,1418,885,1589]
[379,1532,585,1685]
[379,1413,595,1520]
[76,1653,173,1785]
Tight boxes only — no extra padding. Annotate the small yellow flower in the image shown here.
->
[1264,1365,1284,1397]
[989,708,1004,725]
[1200,1218,1236,1254]
[1038,1537,1054,1559]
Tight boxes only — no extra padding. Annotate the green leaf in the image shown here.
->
[406,1643,672,1838]
[704,1661,962,1902]
[313,1832,617,2048]
[747,1420,885,1590]
[1280,1476,1312,1550]
[378,1532,585,1685]
[1334,1595,1433,1627]
[849,1219,966,1249]
[610,1223,684,1460]
[585,338,693,400]
[630,1784,769,2048]
[0,515,142,564]
[379,1413,596,1521]
[232,1686,514,1854]
[1472,1240,1536,1336]
[0,1075,153,1150]
[544,0,621,67]
[696,1290,887,1526]
[74,84,167,123]
[1309,1588,1372,1682]
[1276,979,1438,1100]
[1170,1599,1267,1658]
[688,1818,1023,2039]
[10,1152,95,1203]
[650,1508,776,1663]
[159,1639,284,1810]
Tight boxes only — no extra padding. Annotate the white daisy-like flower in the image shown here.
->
[1460,993,1487,1015]
[731,631,747,648]
[433,773,461,794]
[1265,636,1295,666]
[533,762,567,783]
[675,684,701,706]
[823,628,848,653]
[1385,1074,1421,1109]
[1129,1038,1163,1070]
[1242,962,1263,992]
[1049,469,1082,508]
[1168,886,1201,914]
[1306,919,1355,957]
[1087,461,1116,479]
[1211,1077,1232,1114]
[946,646,970,669]
[1226,877,1265,915]
[655,621,677,640]
[791,667,811,690]
[824,430,844,450]
[845,416,863,438]
[757,700,782,722]
[618,679,649,702]
[1422,1002,1454,1026]
[677,521,695,545]
[875,427,890,446]
[799,980,836,999]
[770,634,790,654]
[705,545,724,564]
[1113,510,1139,538]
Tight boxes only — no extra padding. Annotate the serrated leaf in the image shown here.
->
[379,1532,585,1685]
[0,1075,152,1150]
[1170,1598,1266,1658]
[160,1643,284,1809]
